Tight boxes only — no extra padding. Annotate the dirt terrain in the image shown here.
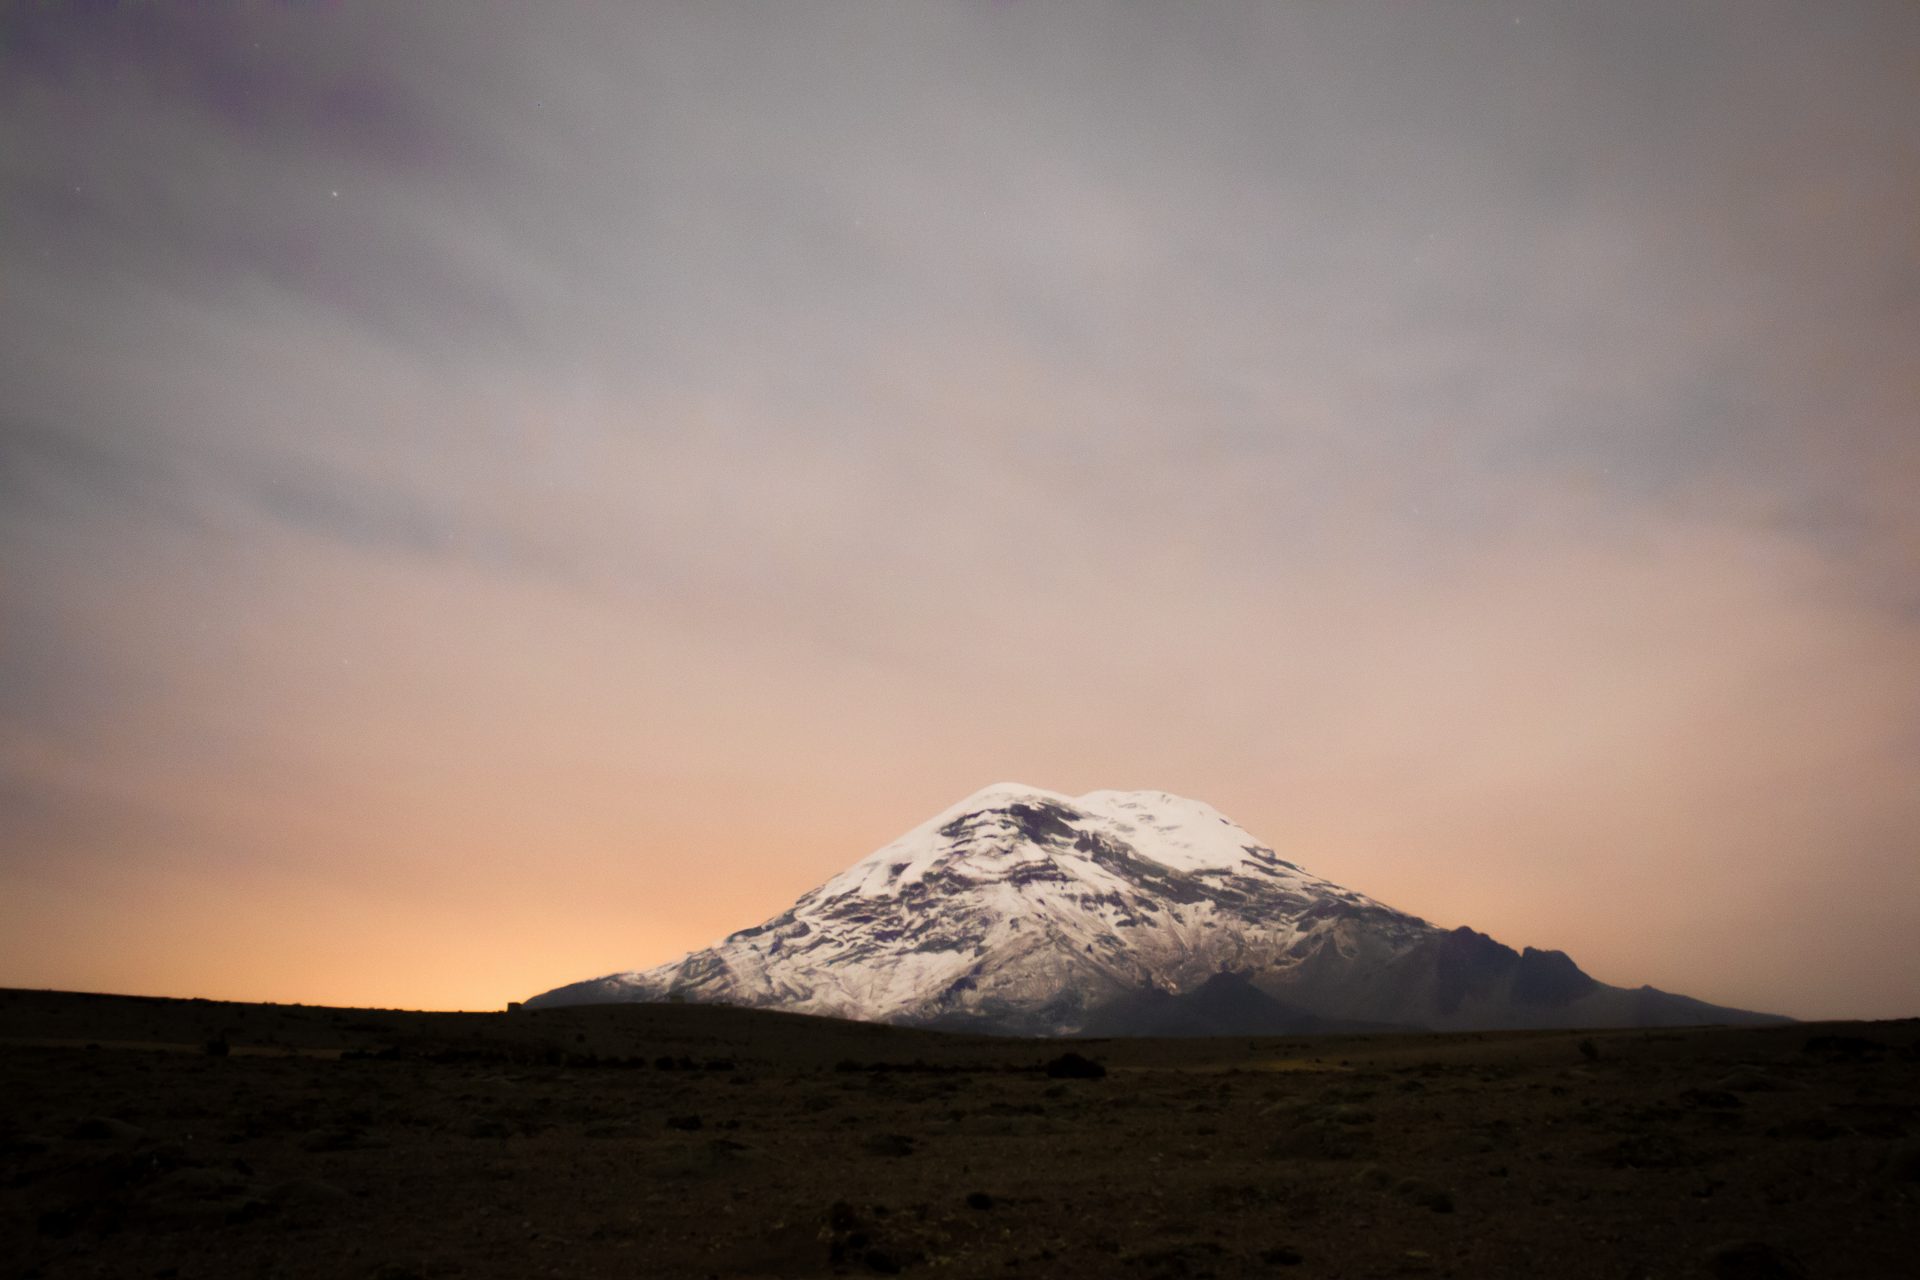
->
[2,988,1915,1278]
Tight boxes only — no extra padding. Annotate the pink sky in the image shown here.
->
[3,3,1917,1018]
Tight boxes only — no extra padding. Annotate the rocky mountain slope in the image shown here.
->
[527,784,1786,1034]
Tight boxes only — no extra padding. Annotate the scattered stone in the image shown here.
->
[1397,1178,1454,1214]
[1891,1144,1920,1183]
[1766,1117,1844,1142]
[1206,1183,1273,1211]
[821,1201,924,1273]
[301,1128,385,1153]
[862,1133,915,1157]
[1352,1165,1393,1190]
[38,1204,87,1237]
[1353,1166,1453,1213]
[1125,1241,1227,1275]
[1802,1035,1884,1059]
[268,1178,351,1205]
[68,1117,144,1142]
[583,1121,631,1138]
[137,1166,242,1211]
[1270,1115,1368,1161]
[965,1191,994,1210]
[1044,1052,1107,1080]
[1592,1132,1705,1170]
[1682,1089,1744,1110]
[1,1133,53,1156]
[1705,1240,1808,1280]
[134,1165,267,1226]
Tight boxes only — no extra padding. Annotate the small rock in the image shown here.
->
[149,1166,248,1200]
[1397,1178,1454,1214]
[1268,1115,1367,1161]
[69,1117,144,1142]
[1044,1052,1107,1080]
[1681,1089,1744,1110]
[862,1133,915,1157]
[1124,1241,1226,1274]
[301,1128,384,1153]
[38,1204,87,1237]
[1705,1240,1808,1280]
[965,1191,994,1211]
[270,1179,351,1205]
[1802,1034,1883,1057]
[1893,1145,1920,1183]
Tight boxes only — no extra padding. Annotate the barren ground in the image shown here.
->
[2,989,1915,1279]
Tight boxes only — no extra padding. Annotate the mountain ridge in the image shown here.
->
[528,783,1788,1034]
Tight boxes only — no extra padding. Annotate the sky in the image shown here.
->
[2,2,1917,1019]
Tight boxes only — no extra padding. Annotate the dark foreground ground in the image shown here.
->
[1,989,1915,1279]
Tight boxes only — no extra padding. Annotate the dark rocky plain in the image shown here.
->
[2,988,1915,1279]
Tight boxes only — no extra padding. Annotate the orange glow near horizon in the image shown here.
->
[4,492,1916,1018]
[3,5,1918,1021]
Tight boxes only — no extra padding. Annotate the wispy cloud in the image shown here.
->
[2,1,1916,1015]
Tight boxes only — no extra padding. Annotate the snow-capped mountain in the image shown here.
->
[527,783,1785,1034]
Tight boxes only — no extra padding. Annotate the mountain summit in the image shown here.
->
[527,784,1785,1034]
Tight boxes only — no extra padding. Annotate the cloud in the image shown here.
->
[1,1,1916,1015]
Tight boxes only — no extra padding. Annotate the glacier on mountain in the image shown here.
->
[527,783,1786,1035]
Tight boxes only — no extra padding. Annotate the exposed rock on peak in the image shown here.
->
[528,786,1787,1034]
